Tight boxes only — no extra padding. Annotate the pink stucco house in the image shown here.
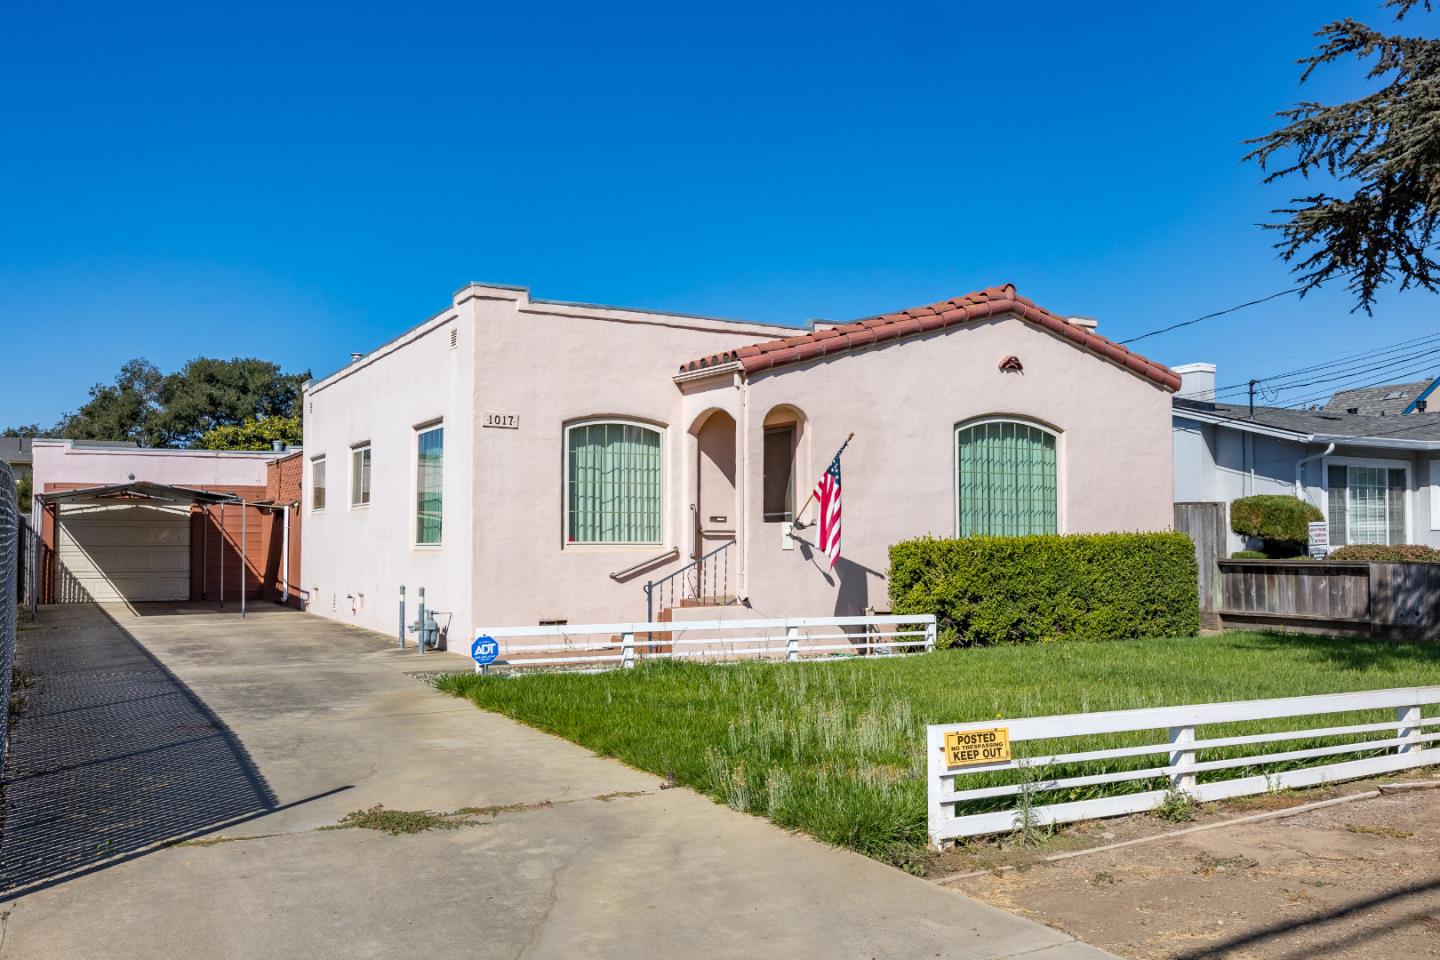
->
[301,282,1179,652]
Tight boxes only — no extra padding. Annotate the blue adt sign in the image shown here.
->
[471,635,499,667]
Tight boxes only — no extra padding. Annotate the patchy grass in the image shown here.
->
[1346,823,1414,839]
[328,805,474,835]
[436,631,1440,869]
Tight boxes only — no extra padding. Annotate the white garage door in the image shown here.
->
[57,503,191,602]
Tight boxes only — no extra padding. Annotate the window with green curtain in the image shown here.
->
[955,420,1057,537]
[415,426,443,544]
[567,421,662,543]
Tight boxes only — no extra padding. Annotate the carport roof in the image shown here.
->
[37,481,242,506]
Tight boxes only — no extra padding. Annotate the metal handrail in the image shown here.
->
[609,547,680,582]
[643,539,736,621]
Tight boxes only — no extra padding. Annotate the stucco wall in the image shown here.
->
[301,299,476,642]
[31,441,274,505]
[464,286,796,634]
[302,284,795,643]
[736,314,1175,618]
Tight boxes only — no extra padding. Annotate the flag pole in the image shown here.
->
[792,432,854,528]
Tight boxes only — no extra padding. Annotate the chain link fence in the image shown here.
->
[0,461,18,773]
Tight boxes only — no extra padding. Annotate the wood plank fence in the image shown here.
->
[1218,559,1440,639]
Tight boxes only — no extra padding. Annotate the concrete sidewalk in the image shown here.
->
[1,604,1113,959]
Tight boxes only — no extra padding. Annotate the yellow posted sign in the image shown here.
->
[944,727,1012,768]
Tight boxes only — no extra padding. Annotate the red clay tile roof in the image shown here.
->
[677,284,1181,391]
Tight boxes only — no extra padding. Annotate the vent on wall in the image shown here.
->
[450,328,458,349]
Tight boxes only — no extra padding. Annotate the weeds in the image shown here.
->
[1346,824,1413,839]
[1155,785,1198,823]
[329,805,474,835]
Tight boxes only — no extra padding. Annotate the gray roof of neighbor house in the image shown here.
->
[1174,397,1440,444]
[1322,380,1435,417]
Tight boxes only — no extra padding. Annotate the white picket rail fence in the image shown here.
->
[927,685,1440,845]
[474,614,937,672]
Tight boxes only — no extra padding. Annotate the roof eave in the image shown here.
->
[673,361,743,384]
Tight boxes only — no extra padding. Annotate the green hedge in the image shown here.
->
[1229,495,1322,557]
[889,532,1200,646]
[1328,543,1440,562]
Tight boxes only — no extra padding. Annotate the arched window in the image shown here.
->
[955,419,1058,537]
[566,420,663,544]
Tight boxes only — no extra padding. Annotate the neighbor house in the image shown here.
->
[30,439,303,605]
[1172,363,1440,556]
[301,282,1179,649]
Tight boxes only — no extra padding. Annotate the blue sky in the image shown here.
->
[3,1,1437,426]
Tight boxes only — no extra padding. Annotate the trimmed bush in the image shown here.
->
[1230,550,1268,560]
[888,532,1200,646]
[1229,495,1322,557]
[1328,543,1440,562]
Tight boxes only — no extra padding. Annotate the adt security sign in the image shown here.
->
[471,634,499,672]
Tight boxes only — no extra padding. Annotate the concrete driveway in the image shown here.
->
[1,604,1112,960]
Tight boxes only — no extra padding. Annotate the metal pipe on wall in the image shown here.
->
[219,503,225,609]
[241,500,247,619]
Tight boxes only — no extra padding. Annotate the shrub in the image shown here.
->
[1229,495,1322,557]
[888,532,1200,646]
[1327,543,1440,562]
[1231,550,1267,560]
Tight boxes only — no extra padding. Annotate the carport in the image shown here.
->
[36,481,291,614]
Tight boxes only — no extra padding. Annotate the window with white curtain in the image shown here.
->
[566,420,662,544]
[1327,463,1407,546]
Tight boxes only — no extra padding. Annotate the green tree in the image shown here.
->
[54,358,163,445]
[48,356,310,448]
[1246,1,1440,310]
[149,358,309,447]
[197,415,303,451]
[2,425,42,438]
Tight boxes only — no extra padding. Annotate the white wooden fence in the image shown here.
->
[927,686,1440,845]
[473,614,937,672]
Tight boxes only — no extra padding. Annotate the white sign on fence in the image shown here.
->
[927,686,1440,846]
[1308,521,1329,559]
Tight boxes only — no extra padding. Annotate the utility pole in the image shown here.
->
[1248,379,1257,418]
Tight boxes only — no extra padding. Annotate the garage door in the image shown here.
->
[57,503,191,602]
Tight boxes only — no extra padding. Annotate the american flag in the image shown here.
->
[813,453,842,569]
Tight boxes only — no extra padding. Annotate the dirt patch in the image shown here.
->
[936,774,1440,959]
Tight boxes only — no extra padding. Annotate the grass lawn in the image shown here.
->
[436,631,1440,870]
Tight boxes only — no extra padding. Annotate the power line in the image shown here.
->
[1275,363,1440,411]
[1186,331,1440,401]
[1117,287,1304,346]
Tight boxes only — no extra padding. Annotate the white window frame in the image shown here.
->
[952,416,1064,537]
[1429,458,1440,531]
[310,455,327,513]
[350,443,372,508]
[414,422,444,548]
[563,417,666,548]
[1321,455,1412,546]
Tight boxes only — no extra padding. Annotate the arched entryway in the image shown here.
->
[692,409,737,560]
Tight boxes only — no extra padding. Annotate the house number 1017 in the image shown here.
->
[483,413,519,429]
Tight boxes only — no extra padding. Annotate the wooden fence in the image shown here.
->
[1218,559,1440,639]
